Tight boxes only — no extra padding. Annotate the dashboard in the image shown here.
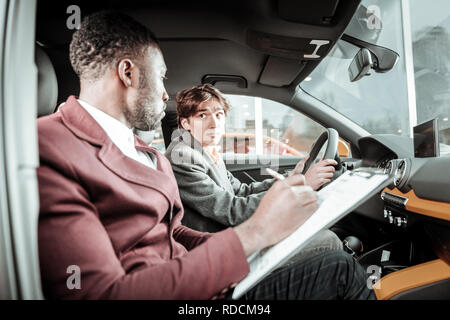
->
[346,134,450,224]
[357,134,450,201]
[348,136,450,284]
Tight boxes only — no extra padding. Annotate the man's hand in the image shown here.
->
[304,159,337,190]
[234,174,318,256]
[290,155,337,191]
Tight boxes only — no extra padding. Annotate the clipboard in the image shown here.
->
[232,168,392,299]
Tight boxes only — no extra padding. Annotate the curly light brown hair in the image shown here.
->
[69,11,159,81]
[175,84,231,127]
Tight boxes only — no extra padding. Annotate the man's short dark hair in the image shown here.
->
[69,11,159,81]
[175,84,231,127]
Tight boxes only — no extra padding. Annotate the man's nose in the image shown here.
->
[209,115,219,128]
[162,89,169,102]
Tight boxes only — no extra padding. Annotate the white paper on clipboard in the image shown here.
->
[232,167,392,299]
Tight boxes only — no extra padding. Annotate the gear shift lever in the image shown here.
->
[343,236,363,258]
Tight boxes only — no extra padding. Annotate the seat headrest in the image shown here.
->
[36,45,58,117]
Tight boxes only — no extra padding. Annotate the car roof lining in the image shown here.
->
[36,0,361,102]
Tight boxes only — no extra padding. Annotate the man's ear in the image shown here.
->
[117,59,135,88]
[180,118,191,131]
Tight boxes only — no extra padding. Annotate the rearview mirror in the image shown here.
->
[348,48,373,82]
[343,34,399,82]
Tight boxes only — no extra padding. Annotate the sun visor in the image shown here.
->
[259,56,306,87]
[246,30,331,60]
[277,0,340,26]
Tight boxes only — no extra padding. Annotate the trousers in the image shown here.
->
[287,229,343,264]
[243,250,376,300]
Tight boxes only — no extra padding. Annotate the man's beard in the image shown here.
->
[127,95,165,131]
[124,71,166,131]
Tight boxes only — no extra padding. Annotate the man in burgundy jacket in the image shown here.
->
[37,11,375,300]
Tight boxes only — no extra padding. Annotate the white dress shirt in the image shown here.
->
[78,99,157,169]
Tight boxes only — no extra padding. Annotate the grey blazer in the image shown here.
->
[165,129,274,232]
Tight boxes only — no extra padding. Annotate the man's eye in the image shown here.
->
[217,112,224,118]
[199,114,206,119]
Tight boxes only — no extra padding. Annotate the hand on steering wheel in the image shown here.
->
[301,128,339,173]
[290,154,337,190]
[304,158,337,190]
[297,128,341,190]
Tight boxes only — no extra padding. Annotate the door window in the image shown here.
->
[222,95,327,157]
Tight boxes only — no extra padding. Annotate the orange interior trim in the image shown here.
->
[374,259,450,300]
[338,139,350,157]
[383,187,450,222]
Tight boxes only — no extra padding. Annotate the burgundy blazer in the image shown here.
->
[37,96,249,299]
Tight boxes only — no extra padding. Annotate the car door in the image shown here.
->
[0,0,43,299]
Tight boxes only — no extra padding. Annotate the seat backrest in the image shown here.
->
[161,103,179,148]
[35,45,58,117]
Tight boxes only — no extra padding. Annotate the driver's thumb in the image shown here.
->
[284,173,306,187]
[300,154,310,164]
[296,154,309,172]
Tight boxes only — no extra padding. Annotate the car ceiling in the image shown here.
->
[36,0,361,107]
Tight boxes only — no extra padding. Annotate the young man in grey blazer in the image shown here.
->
[166,84,343,262]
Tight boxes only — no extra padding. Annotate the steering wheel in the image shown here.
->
[301,128,339,175]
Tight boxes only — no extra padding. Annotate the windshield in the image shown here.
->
[301,0,450,152]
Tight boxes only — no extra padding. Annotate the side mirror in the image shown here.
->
[348,48,373,82]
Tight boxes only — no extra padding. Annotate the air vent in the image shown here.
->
[394,159,407,187]
[384,160,393,175]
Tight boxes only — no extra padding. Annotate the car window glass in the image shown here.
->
[222,95,327,157]
[301,0,409,136]
[300,0,450,155]
[409,0,450,154]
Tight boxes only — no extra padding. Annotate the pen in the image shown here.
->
[265,167,285,180]
[266,167,308,188]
